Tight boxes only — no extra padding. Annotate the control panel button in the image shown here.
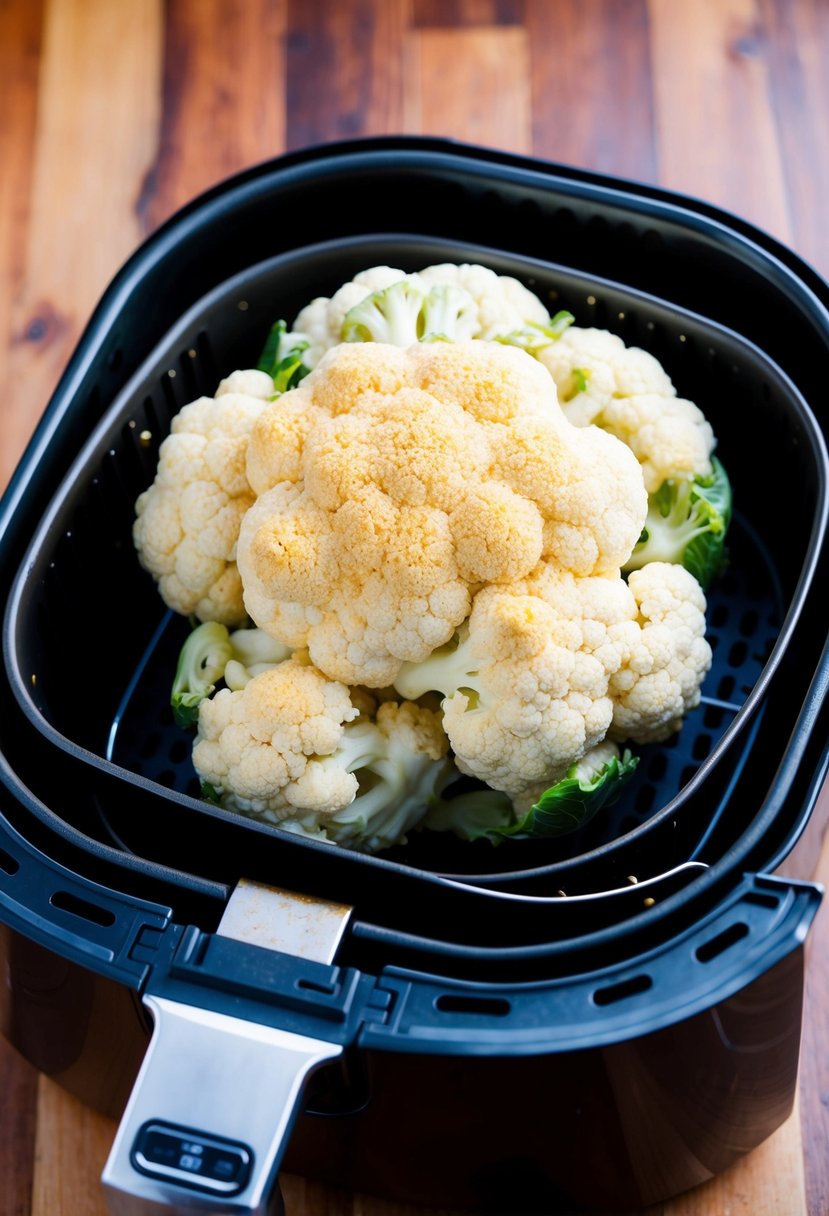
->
[131,1121,252,1196]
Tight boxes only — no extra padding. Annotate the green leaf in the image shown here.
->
[493,749,639,841]
[681,458,733,589]
[424,749,639,844]
[200,780,223,805]
[495,310,576,353]
[257,319,287,374]
[624,458,733,590]
[257,319,311,394]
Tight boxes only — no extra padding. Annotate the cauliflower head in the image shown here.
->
[192,657,450,852]
[536,327,715,492]
[393,561,711,810]
[238,340,648,687]
[133,369,274,625]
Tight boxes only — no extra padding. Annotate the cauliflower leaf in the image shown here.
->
[424,742,639,842]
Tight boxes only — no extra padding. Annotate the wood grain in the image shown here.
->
[139,0,286,231]
[1,0,164,489]
[648,0,793,246]
[526,0,658,182]
[0,1,827,1213]
[402,25,532,151]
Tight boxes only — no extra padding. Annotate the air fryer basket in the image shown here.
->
[1,139,828,1215]
[4,233,825,906]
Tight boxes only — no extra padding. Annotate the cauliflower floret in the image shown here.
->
[393,561,711,809]
[597,393,716,494]
[192,658,450,853]
[215,368,276,399]
[292,266,420,368]
[536,327,715,491]
[393,569,635,808]
[238,340,647,687]
[608,562,712,743]
[538,327,674,425]
[133,386,271,624]
[417,262,550,339]
[290,262,551,368]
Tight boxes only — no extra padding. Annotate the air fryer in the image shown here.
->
[0,138,827,1215]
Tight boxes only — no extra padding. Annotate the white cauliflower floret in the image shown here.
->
[192,659,450,853]
[133,383,272,624]
[393,577,621,808]
[215,368,276,399]
[292,266,419,368]
[290,261,551,368]
[608,562,712,743]
[597,393,716,494]
[536,326,715,491]
[238,340,647,688]
[393,561,711,810]
[417,262,550,338]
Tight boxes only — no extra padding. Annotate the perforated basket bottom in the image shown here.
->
[104,506,780,879]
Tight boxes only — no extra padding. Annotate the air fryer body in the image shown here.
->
[0,920,806,1212]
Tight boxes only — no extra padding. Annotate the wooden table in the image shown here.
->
[1,2,827,1213]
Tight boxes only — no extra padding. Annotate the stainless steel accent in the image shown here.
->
[103,883,353,1214]
[442,860,710,904]
[102,996,342,1215]
[216,879,352,964]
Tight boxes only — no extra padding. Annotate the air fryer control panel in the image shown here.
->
[131,1121,252,1196]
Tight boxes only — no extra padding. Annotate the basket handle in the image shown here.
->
[102,881,357,1215]
[101,993,340,1215]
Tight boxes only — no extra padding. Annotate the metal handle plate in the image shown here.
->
[102,993,342,1214]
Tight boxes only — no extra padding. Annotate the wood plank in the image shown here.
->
[525,0,657,181]
[647,0,793,247]
[0,1036,38,1216]
[2,0,164,490]
[285,0,408,149]
[138,0,287,233]
[31,1078,113,1216]
[759,0,829,277]
[21,1071,811,1216]
[0,0,43,414]
[413,0,526,25]
[403,26,532,152]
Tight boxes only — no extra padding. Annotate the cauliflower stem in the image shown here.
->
[171,621,234,727]
[494,308,575,353]
[624,457,732,590]
[171,620,291,726]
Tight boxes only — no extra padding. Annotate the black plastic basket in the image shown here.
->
[3,232,826,909]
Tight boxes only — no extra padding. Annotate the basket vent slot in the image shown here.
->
[592,973,652,1006]
[435,994,511,1017]
[695,920,749,963]
[50,889,117,927]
